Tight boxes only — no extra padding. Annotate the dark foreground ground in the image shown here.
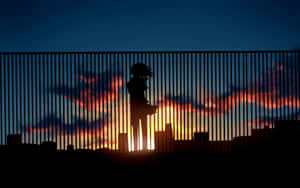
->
[1,149,299,185]
[1,149,298,167]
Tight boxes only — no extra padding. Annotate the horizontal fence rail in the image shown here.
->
[0,51,299,152]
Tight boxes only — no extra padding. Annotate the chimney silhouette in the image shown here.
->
[155,123,174,152]
[119,133,129,152]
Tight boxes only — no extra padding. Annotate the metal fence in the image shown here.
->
[0,51,299,152]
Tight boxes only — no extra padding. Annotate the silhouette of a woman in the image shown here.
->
[127,63,157,151]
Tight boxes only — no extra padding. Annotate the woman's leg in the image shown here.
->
[141,116,148,151]
[132,118,139,151]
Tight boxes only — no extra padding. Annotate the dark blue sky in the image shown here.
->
[1,0,300,50]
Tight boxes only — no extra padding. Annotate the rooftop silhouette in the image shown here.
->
[1,120,298,153]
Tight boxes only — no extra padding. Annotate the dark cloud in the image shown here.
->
[23,114,108,135]
[52,70,123,111]
[162,95,217,115]
[22,113,113,148]
[163,56,300,116]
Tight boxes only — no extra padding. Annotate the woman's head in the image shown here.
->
[130,63,153,78]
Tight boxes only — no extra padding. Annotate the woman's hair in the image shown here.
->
[130,63,152,77]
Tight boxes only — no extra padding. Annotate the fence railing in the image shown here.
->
[0,51,299,152]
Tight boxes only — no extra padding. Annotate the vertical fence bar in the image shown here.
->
[280,52,283,120]
[85,53,88,149]
[226,52,230,150]
[219,52,222,143]
[51,53,54,143]
[128,53,131,151]
[246,53,249,139]
[241,52,245,141]
[227,52,230,142]
[204,52,207,143]
[254,52,257,130]
[176,52,178,147]
[295,51,298,119]
[150,53,153,151]
[213,52,217,144]
[264,52,267,126]
[270,52,274,125]
[70,53,73,150]
[287,52,290,120]
[172,52,175,152]
[124,52,128,151]
[27,54,31,143]
[12,55,15,137]
[285,51,288,120]
[116,52,119,151]
[107,53,110,150]
[250,52,253,134]
[33,54,37,144]
[46,53,49,143]
[230,52,233,145]
[166,52,170,151]
[191,52,195,151]
[1,54,3,144]
[220,52,223,145]
[292,52,295,120]
[101,53,104,150]
[54,53,57,147]
[276,52,280,121]
[266,52,270,127]
[7,55,11,142]
[61,53,64,149]
[297,51,299,120]
[233,52,237,141]
[162,52,165,151]
[243,53,246,140]
[106,53,110,150]
[195,52,198,145]
[0,54,2,145]
[285,52,288,120]
[98,53,102,150]
[114,53,117,151]
[22,54,26,144]
[61,53,65,149]
[209,52,212,143]
[259,52,262,129]
[155,53,161,151]
[4,53,7,144]
[186,53,190,146]
[4,54,7,144]
[65,53,69,148]
[160,52,163,151]
[122,53,125,150]
[79,53,83,149]
[282,51,285,120]
[94,53,96,150]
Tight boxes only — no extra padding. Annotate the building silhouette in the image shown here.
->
[40,141,57,152]
[273,120,300,152]
[154,123,174,152]
[67,144,74,152]
[1,120,299,153]
[7,134,22,146]
[119,133,129,152]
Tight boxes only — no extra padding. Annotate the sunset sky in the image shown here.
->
[1,0,300,50]
[0,0,300,151]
